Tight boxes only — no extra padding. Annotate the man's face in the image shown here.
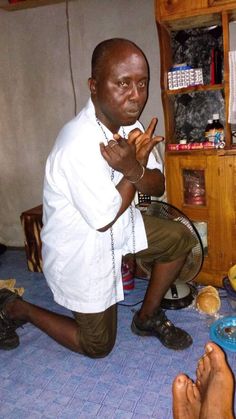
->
[90,47,149,133]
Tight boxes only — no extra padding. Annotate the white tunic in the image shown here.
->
[41,99,161,313]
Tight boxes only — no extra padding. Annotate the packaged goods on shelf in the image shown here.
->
[167,142,215,151]
[168,64,203,90]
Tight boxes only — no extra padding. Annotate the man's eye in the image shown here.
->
[138,81,147,88]
[118,81,128,87]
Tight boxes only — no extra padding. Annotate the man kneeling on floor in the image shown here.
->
[0,38,196,355]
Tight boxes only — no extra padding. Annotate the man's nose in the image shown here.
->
[129,83,140,100]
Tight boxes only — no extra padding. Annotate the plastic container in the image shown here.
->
[210,114,224,146]
[121,262,134,294]
[204,119,213,141]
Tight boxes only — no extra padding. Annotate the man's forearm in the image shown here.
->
[126,168,165,197]
[97,168,165,232]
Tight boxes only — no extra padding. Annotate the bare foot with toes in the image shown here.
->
[172,373,201,419]
[173,342,235,419]
[196,342,234,419]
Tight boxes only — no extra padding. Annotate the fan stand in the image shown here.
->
[160,279,197,310]
[136,199,204,310]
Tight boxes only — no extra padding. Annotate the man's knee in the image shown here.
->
[73,304,117,358]
[175,221,197,248]
[80,333,116,358]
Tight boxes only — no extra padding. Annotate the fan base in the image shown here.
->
[161,283,196,310]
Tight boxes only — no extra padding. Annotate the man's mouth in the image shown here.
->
[126,108,140,116]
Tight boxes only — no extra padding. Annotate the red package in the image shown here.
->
[189,143,204,150]
[179,143,191,150]
[167,144,179,151]
[8,0,26,4]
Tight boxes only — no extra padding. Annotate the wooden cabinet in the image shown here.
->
[209,0,236,5]
[165,151,236,286]
[156,0,236,25]
[157,0,208,21]
[156,1,236,286]
[0,0,66,11]
[157,0,236,19]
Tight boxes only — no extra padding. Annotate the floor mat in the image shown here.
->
[0,249,235,418]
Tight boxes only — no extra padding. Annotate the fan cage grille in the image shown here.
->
[142,200,204,283]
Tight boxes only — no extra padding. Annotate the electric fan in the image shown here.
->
[136,200,204,310]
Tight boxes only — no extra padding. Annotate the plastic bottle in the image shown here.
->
[204,119,213,142]
[211,113,224,146]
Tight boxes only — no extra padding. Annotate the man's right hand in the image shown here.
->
[99,135,142,181]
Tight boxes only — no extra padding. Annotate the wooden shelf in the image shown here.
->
[166,148,236,156]
[166,83,224,95]
[0,0,66,11]
[156,3,236,30]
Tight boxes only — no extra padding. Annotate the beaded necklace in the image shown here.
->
[96,118,136,289]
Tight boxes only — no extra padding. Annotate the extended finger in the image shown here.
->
[136,135,164,152]
[145,136,164,151]
[145,117,158,138]
[136,138,164,158]
[153,135,164,144]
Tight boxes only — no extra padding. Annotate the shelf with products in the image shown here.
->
[166,83,224,95]
[166,88,226,147]
[0,0,66,11]
[157,11,233,148]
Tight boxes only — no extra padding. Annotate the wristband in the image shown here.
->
[127,164,145,184]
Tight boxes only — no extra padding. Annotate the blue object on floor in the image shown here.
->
[0,249,236,419]
[210,315,236,352]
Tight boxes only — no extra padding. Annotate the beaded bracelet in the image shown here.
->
[127,164,145,184]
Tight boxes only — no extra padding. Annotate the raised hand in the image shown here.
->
[127,118,164,166]
[99,134,141,180]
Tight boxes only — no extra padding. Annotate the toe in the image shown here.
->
[173,374,188,395]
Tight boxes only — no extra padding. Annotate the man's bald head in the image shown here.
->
[91,38,149,80]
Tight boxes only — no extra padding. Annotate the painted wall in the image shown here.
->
[1,1,235,247]
[0,0,163,246]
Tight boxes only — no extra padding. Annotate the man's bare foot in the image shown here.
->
[172,373,201,419]
[196,341,235,419]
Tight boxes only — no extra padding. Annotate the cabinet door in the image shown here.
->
[165,154,208,212]
[215,155,236,269]
[157,0,208,20]
[209,0,236,5]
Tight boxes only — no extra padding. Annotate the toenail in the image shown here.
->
[205,343,213,353]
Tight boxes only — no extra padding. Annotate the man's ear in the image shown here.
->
[88,77,97,95]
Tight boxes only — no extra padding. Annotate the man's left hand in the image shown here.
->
[127,118,164,166]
